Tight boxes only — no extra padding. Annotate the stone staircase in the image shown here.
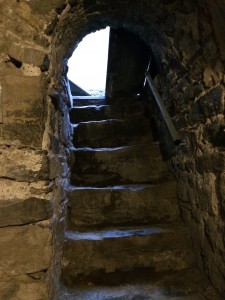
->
[60,96,220,299]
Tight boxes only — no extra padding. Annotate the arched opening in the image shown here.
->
[67,27,110,96]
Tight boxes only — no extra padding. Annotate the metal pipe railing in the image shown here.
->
[145,72,181,145]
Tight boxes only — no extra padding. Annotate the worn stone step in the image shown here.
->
[72,96,108,107]
[72,95,142,107]
[71,143,168,186]
[60,268,220,300]
[70,103,144,123]
[73,118,153,148]
[67,181,180,230]
[61,226,194,285]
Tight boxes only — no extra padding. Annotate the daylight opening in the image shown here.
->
[67,27,110,96]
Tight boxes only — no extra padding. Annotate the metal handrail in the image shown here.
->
[145,72,181,145]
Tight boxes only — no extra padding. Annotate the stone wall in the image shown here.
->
[0,0,224,299]
[148,1,225,295]
[0,1,72,299]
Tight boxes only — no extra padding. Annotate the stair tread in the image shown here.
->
[72,117,152,148]
[62,225,193,282]
[72,96,108,107]
[72,142,160,152]
[70,103,144,122]
[72,118,124,125]
[68,184,155,191]
[71,103,143,112]
[71,143,168,186]
[59,268,220,300]
[65,226,172,241]
[73,104,110,109]
[67,181,179,230]
[73,96,107,100]
[73,145,131,151]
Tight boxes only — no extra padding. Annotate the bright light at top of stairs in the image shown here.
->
[67,27,110,95]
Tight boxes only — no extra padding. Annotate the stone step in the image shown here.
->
[59,268,219,300]
[70,103,144,123]
[67,181,180,230]
[72,95,142,107]
[72,96,108,107]
[71,143,168,186]
[61,226,194,285]
[72,118,153,148]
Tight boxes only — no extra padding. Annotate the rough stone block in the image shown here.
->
[203,117,225,147]
[195,151,225,173]
[67,181,179,229]
[7,42,48,67]
[0,147,49,181]
[68,0,78,7]
[208,0,225,60]
[0,179,53,200]
[1,73,43,103]
[3,97,43,119]
[83,0,97,12]
[0,221,52,277]
[73,117,153,148]
[203,67,214,88]
[71,144,168,186]
[49,153,70,179]
[188,86,224,124]
[0,275,48,300]
[5,24,50,49]
[195,173,219,216]
[28,0,66,14]
[174,115,188,129]
[0,197,53,227]
[62,227,193,284]
[0,73,45,147]
[45,16,59,36]
[220,172,225,213]
[70,102,144,123]
[22,63,42,76]
[2,122,44,148]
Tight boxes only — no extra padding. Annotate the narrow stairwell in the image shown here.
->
[60,96,219,300]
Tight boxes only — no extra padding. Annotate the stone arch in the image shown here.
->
[50,1,178,80]
[49,0,221,120]
[47,0,223,166]
[46,1,225,296]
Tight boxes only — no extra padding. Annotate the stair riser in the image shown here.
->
[72,97,107,107]
[71,144,168,186]
[68,182,179,230]
[72,96,142,107]
[60,268,215,300]
[73,119,153,148]
[70,105,144,123]
[61,232,193,285]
